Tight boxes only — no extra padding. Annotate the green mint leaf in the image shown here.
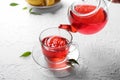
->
[29,8,33,13]
[68,59,79,65]
[67,62,74,67]
[30,12,41,15]
[10,3,19,6]
[20,51,31,57]
[23,7,28,10]
[67,59,79,67]
[29,8,41,15]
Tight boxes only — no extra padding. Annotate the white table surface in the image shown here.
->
[1,0,120,80]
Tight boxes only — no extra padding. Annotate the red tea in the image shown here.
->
[60,5,108,34]
[41,36,69,63]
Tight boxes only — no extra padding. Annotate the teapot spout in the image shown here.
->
[59,24,77,33]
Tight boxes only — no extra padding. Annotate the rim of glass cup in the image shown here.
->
[70,0,101,16]
[39,27,73,49]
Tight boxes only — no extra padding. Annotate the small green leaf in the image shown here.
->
[67,62,74,67]
[67,59,79,67]
[29,8,41,15]
[20,51,31,57]
[30,12,41,15]
[29,8,33,13]
[68,59,79,65]
[23,7,28,10]
[10,3,19,6]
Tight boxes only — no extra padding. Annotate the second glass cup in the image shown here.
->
[39,27,77,64]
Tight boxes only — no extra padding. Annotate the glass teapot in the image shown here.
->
[59,0,111,35]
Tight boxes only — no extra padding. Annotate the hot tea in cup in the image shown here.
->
[39,27,73,63]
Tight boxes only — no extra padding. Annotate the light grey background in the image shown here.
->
[0,0,120,80]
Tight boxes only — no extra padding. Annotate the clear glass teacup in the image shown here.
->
[39,27,78,64]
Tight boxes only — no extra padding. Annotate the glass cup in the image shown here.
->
[39,27,76,64]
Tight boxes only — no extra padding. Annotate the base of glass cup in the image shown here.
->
[44,56,68,64]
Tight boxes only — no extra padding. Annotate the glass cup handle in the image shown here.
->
[69,43,77,53]
[68,42,80,59]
